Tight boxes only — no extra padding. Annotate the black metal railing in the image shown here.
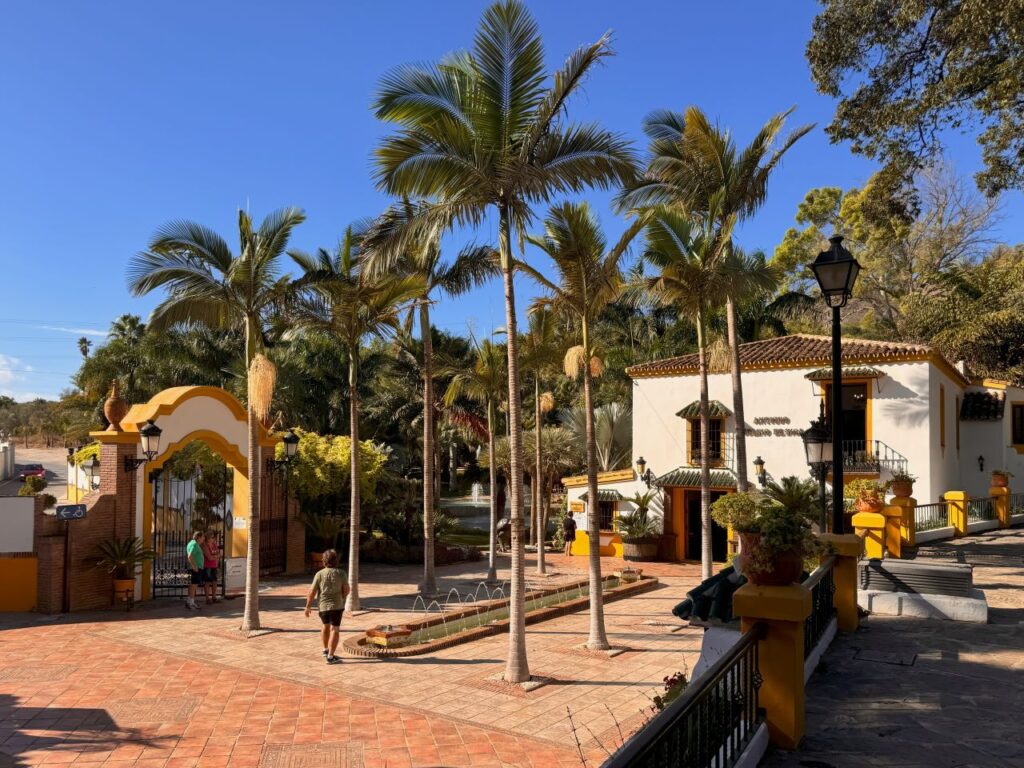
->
[966,497,997,523]
[1008,493,1024,517]
[840,440,908,474]
[605,625,764,768]
[914,501,950,532]
[803,556,836,660]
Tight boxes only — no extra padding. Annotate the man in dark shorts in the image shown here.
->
[304,548,350,664]
[563,510,577,556]
[186,531,205,610]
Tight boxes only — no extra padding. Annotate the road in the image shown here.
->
[0,446,69,499]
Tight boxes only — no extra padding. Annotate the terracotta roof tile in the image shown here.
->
[655,468,737,489]
[627,334,951,379]
[960,391,1004,421]
[676,400,732,419]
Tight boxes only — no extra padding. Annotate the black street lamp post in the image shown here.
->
[810,235,861,534]
[801,406,832,533]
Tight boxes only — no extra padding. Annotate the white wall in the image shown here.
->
[960,409,1002,498]
[0,496,35,553]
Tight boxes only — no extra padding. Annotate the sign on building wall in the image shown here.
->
[224,557,246,592]
[569,501,585,512]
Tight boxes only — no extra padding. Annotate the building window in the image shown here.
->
[689,418,724,466]
[1013,404,1024,445]
[598,500,616,531]
[955,396,961,451]
[940,384,946,450]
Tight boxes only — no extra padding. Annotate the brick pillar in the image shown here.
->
[944,491,967,537]
[99,441,141,541]
[891,495,917,547]
[286,492,305,575]
[818,533,861,632]
[734,583,812,750]
[990,486,1010,528]
[852,510,886,559]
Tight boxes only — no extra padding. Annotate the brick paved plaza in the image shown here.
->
[0,553,705,768]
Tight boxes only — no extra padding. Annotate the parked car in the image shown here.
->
[18,464,46,481]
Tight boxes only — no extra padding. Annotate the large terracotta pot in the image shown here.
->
[113,578,135,602]
[622,538,659,562]
[992,472,1009,488]
[854,497,884,514]
[891,480,914,498]
[738,532,803,586]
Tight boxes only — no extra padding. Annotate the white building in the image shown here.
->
[565,334,1024,562]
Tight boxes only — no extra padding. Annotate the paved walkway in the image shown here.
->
[767,526,1024,768]
[0,553,705,767]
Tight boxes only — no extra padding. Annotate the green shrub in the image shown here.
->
[18,476,47,495]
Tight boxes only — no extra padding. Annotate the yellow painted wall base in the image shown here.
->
[818,533,861,632]
[852,511,886,559]
[0,556,38,611]
[570,531,623,558]
[944,491,968,537]
[990,486,1010,527]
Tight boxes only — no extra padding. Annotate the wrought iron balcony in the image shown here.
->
[842,440,907,475]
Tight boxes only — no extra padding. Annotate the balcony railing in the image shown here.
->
[966,497,997,523]
[841,440,908,475]
[803,556,837,659]
[604,624,764,768]
[914,502,950,532]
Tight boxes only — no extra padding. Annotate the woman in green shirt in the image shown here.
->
[305,548,349,664]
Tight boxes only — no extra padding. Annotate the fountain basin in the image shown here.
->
[344,574,659,658]
[366,625,414,648]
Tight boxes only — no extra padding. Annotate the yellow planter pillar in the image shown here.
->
[944,491,967,538]
[818,533,862,632]
[727,524,737,559]
[852,510,886,559]
[891,496,917,548]
[734,583,812,750]
[882,505,903,558]
[990,486,1010,528]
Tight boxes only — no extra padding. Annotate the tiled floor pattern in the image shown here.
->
[0,552,705,767]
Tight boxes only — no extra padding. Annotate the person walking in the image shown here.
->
[186,531,205,610]
[201,529,221,604]
[305,548,349,664]
[562,510,577,556]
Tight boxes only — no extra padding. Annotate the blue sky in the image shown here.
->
[1,1,1021,401]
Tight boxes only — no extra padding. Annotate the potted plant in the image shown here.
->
[844,478,889,514]
[301,512,347,570]
[94,537,156,602]
[992,469,1012,488]
[617,490,661,561]
[890,471,916,498]
[711,486,820,586]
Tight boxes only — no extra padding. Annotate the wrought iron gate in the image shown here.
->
[150,460,229,598]
[259,466,287,576]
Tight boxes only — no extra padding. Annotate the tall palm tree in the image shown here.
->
[443,337,507,583]
[621,106,811,492]
[721,247,779,490]
[372,0,635,682]
[128,207,306,631]
[290,226,423,611]
[519,307,563,574]
[368,204,497,597]
[518,202,641,650]
[641,209,732,579]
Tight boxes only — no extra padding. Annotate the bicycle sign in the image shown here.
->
[55,504,87,521]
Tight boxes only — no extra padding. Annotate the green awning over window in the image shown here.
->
[804,366,883,381]
[579,490,623,502]
[655,467,737,489]
[676,400,732,419]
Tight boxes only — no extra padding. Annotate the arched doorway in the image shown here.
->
[94,386,287,600]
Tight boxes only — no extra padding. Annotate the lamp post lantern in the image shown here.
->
[801,406,832,533]
[752,456,767,487]
[810,235,861,534]
[635,456,655,489]
[266,429,300,471]
[124,420,162,473]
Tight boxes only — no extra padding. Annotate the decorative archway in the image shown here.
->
[93,386,283,600]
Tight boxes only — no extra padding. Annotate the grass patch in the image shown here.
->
[443,527,489,546]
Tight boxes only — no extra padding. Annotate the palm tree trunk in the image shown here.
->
[346,353,361,611]
[534,375,545,574]
[499,203,529,683]
[241,317,261,632]
[582,320,609,650]
[420,301,437,596]
[697,311,712,580]
[486,400,498,583]
[726,298,749,492]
